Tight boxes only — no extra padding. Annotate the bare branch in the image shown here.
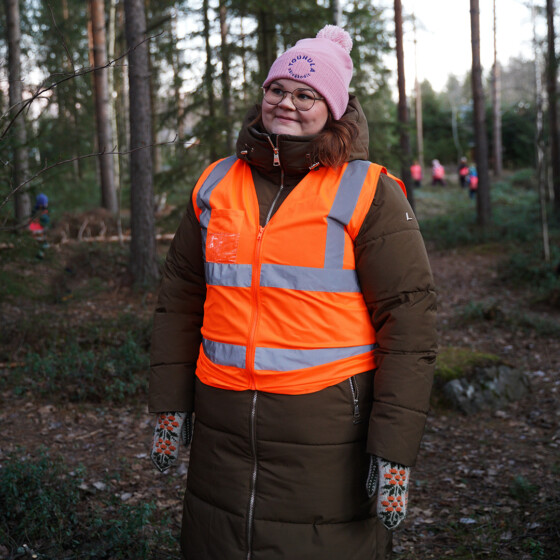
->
[47,0,76,73]
[0,135,180,213]
[0,32,163,141]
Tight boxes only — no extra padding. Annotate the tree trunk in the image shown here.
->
[145,0,161,176]
[546,0,560,219]
[171,8,185,156]
[331,0,342,25]
[124,0,159,285]
[203,0,218,161]
[394,0,414,209]
[219,0,234,153]
[413,12,424,173]
[470,0,492,226]
[240,16,249,103]
[256,9,276,85]
[89,0,118,213]
[62,0,82,180]
[534,4,551,261]
[492,0,503,177]
[4,0,31,224]
[108,0,123,239]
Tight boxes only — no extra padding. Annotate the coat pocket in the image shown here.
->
[348,375,362,424]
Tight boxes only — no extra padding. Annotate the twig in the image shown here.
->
[59,233,175,244]
[0,32,163,141]
[0,136,178,214]
[74,428,103,441]
[77,219,89,241]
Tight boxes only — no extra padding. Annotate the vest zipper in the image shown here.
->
[349,376,362,423]
[246,391,258,560]
[265,170,284,225]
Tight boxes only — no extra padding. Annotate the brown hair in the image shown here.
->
[249,109,359,169]
[311,113,359,169]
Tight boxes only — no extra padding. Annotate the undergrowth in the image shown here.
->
[6,333,148,403]
[0,449,177,559]
[416,173,560,309]
[457,298,560,336]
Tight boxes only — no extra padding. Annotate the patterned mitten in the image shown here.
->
[151,412,193,472]
[366,455,410,530]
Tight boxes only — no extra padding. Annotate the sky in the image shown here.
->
[390,0,542,93]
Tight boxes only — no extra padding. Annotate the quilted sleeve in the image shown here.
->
[355,173,437,466]
[148,198,206,413]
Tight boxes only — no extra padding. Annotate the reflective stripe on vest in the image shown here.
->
[195,155,237,260]
[203,338,377,372]
[191,158,393,395]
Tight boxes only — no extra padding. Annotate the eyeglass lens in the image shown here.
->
[264,87,318,111]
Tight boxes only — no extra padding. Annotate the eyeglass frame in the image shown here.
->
[262,85,325,111]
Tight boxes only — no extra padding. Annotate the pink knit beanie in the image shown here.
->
[262,25,353,121]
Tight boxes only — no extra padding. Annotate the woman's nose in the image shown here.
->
[277,93,296,109]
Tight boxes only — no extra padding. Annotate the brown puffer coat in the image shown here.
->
[149,96,437,559]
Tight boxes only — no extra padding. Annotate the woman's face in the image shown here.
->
[261,78,329,137]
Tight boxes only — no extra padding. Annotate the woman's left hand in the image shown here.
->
[150,412,193,472]
[366,455,410,530]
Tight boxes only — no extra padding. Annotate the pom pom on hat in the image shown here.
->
[263,24,354,121]
[316,25,352,54]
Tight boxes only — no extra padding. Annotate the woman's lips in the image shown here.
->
[275,115,298,123]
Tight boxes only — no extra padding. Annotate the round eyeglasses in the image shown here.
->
[263,86,325,111]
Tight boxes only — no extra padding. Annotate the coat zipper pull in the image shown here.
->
[349,376,361,423]
[266,135,281,167]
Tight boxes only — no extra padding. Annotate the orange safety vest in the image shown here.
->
[410,163,422,181]
[192,157,406,395]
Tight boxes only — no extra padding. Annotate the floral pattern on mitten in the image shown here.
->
[376,457,410,530]
[151,412,191,472]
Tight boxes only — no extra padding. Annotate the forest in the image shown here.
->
[0,0,559,559]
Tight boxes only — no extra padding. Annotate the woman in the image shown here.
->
[150,25,437,560]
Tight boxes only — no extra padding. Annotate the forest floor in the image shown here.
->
[1,212,559,559]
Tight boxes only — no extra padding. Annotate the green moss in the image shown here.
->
[435,346,504,382]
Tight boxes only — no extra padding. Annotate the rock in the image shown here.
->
[443,365,530,414]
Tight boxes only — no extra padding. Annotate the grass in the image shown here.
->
[416,175,559,251]
[456,298,560,337]
[1,326,150,403]
[1,302,153,402]
[397,471,559,559]
[416,174,560,313]
[0,449,178,559]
